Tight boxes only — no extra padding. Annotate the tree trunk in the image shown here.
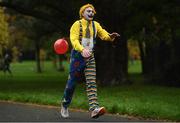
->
[161,27,180,86]
[95,31,128,86]
[138,40,146,74]
[58,55,65,71]
[94,2,129,86]
[35,41,42,73]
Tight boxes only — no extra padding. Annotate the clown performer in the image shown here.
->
[61,3,120,118]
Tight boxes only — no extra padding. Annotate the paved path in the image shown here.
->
[0,101,141,122]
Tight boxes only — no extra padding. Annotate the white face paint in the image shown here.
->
[82,7,94,21]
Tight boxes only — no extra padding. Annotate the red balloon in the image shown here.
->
[54,38,69,54]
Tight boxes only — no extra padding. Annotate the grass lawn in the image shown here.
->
[0,60,180,121]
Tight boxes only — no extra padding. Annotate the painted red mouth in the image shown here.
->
[88,15,94,18]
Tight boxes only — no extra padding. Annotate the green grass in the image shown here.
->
[0,60,180,121]
[128,60,142,74]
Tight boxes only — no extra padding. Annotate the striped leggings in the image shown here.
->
[62,50,99,111]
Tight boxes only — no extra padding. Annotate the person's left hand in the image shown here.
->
[109,32,120,41]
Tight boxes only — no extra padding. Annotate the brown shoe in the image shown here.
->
[91,107,106,118]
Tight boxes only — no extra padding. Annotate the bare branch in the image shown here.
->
[0,1,67,31]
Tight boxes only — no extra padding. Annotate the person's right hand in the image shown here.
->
[109,32,120,41]
[81,48,92,58]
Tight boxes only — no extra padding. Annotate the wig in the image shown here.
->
[79,4,96,19]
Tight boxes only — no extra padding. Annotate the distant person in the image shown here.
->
[60,4,120,119]
[3,53,12,75]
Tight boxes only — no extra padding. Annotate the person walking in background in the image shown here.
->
[60,3,120,118]
[3,53,12,75]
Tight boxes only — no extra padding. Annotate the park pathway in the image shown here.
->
[0,101,142,122]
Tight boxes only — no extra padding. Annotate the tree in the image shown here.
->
[126,0,180,86]
[91,0,130,85]
[0,0,130,85]
[1,0,179,86]
[0,7,10,56]
[0,0,79,73]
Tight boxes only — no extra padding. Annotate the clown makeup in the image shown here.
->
[82,7,94,21]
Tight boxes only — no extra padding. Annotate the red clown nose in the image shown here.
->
[54,38,69,54]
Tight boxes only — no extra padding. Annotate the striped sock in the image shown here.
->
[85,56,99,111]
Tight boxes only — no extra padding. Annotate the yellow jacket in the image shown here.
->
[70,18,113,52]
